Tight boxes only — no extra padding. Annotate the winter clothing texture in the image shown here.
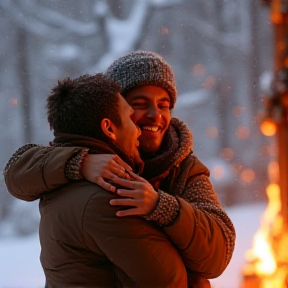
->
[38,135,188,287]
[106,51,177,108]
[4,118,236,283]
[50,132,144,174]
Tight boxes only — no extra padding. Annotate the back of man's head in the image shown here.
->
[106,51,177,109]
[47,73,121,139]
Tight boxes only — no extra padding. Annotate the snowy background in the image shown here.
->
[0,0,274,209]
[0,1,277,287]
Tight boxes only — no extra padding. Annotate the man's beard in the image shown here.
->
[138,143,160,160]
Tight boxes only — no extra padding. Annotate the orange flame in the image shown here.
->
[242,182,288,288]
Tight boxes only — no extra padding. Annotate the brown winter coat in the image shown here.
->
[39,178,188,287]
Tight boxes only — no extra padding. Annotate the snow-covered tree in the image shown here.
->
[0,0,273,235]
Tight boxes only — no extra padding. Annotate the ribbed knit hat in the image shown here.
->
[106,51,177,109]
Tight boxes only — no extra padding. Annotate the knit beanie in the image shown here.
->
[106,51,177,109]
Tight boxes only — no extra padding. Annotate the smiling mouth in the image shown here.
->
[141,126,162,133]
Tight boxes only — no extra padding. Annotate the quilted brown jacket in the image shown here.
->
[39,178,189,287]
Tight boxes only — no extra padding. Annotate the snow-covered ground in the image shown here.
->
[0,202,267,288]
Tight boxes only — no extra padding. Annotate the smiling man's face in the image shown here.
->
[113,93,142,163]
[125,85,171,156]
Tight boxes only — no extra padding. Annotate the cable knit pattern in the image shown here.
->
[144,190,180,226]
[3,144,40,176]
[106,51,177,108]
[181,174,235,265]
[169,117,193,167]
[65,149,89,180]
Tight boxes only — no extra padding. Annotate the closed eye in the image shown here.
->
[131,102,147,108]
[158,102,170,109]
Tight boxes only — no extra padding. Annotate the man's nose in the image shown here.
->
[147,105,161,119]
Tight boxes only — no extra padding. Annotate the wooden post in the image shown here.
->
[270,0,288,228]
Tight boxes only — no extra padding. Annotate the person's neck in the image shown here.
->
[52,132,144,172]
[139,150,158,161]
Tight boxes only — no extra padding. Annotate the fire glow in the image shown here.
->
[241,183,288,288]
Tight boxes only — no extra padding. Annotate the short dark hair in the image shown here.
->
[47,73,122,139]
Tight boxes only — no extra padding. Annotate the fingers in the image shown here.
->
[106,182,116,193]
[113,155,132,172]
[110,177,136,189]
[110,198,149,217]
[110,198,137,207]
[126,171,148,183]
[95,177,116,193]
[106,158,130,179]
[80,154,130,183]
[109,185,159,216]
[101,164,129,180]
[116,189,137,198]
[110,198,146,216]
[111,164,130,179]
[101,170,117,180]
[116,208,140,217]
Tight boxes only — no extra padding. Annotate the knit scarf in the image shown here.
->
[141,117,193,181]
[51,133,144,174]
[51,118,192,179]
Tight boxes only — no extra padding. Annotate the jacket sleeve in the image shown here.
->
[144,156,236,279]
[3,144,86,201]
[164,174,235,279]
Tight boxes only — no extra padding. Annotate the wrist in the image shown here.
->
[143,190,180,227]
[146,190,161,216]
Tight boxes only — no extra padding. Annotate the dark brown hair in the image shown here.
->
[47,73,122,139]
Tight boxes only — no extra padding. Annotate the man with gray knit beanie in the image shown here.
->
[106,51,177,108]
[4,51,235,288]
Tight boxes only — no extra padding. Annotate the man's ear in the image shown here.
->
[100,118,117,141]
